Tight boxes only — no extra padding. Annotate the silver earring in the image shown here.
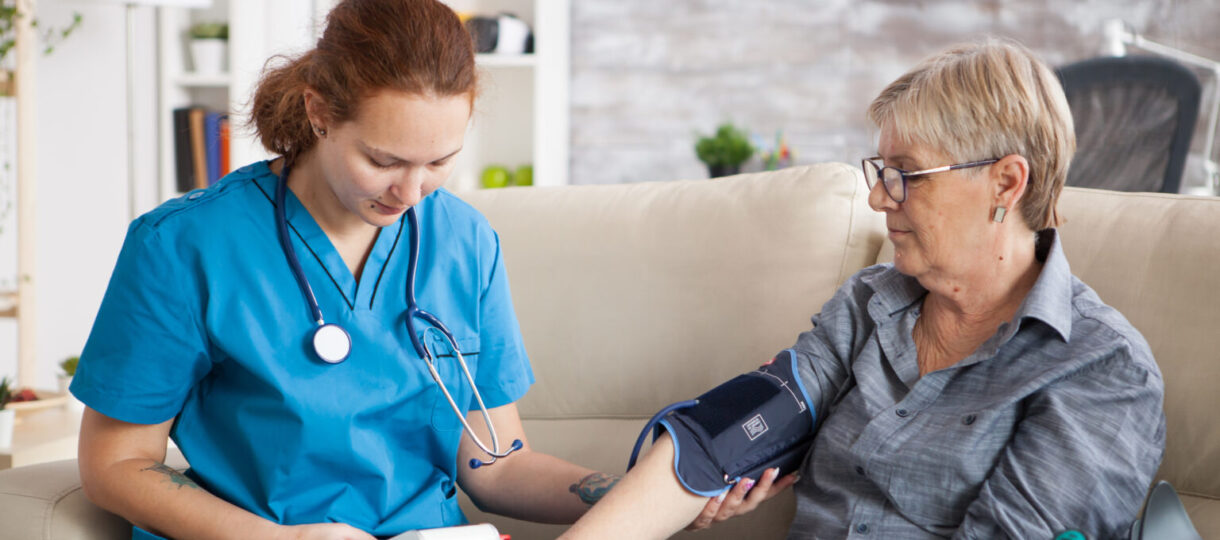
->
[993,206,1007,223]
[313,125,327,137]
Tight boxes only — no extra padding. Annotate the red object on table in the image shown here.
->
[10,388,38,402]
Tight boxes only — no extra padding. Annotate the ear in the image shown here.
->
[991,154,1029,212]
[302,87,330,132]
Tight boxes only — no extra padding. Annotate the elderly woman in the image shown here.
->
[561,40,1165,539]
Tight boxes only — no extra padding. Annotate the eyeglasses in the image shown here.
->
[862,156,999,203]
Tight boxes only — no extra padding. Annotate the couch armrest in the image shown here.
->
[0,449,188,540]
[0,459,129,540]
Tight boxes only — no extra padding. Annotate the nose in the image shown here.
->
[867,178,899,213]
[389,166,428,207]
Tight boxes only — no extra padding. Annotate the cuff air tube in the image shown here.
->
[627,349,817,497]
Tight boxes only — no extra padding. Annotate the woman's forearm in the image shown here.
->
[463,448,611,524]
[78,409,289,540]
[84,455,286,540]
[560,434,706,540]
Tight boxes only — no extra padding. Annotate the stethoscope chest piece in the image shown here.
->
[312,323,352,364]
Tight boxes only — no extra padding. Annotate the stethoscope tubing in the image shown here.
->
[405,207,521,467]
[275,163,325,326]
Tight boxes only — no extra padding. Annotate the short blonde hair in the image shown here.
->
[867,39,1076,230]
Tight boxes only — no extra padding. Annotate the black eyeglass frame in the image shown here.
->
[862,156,1000,203]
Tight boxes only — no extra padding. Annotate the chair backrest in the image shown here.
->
[1056,55,1201,193]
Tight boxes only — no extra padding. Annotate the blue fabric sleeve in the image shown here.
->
[470,228,534,409]
[72,219,213,425]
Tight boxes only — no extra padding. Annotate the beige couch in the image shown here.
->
[1,163,1216,539]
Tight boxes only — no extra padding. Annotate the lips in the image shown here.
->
[372,200,406,215]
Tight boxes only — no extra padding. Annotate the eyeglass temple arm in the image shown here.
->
[910,158,1000,176]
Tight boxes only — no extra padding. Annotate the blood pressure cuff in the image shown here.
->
[627,349,817,497]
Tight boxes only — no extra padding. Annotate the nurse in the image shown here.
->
[73,1,764,538]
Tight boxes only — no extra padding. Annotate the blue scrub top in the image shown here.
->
[73,161,534,537]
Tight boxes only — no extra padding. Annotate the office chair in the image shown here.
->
[1056,55,1202,193]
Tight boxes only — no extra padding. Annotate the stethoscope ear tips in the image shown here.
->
[468,440,526,469]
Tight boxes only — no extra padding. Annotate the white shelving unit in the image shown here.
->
[156,0,569,199]
[156,0,326,201]
[444,0,571,189]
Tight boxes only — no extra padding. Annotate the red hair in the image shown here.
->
[249,0,477,162]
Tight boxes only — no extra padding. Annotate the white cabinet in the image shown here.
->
[157,0,569,198]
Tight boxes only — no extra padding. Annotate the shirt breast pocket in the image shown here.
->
[883,405,1018,528]
[428,333,481,433]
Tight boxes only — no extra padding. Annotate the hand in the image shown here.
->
[685,467,798,530]
[278,523,377,540]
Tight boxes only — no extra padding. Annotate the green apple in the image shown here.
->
[481,165,511,189]
[514,165,534,186]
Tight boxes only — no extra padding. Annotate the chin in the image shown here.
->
[890,251,921,277]
[364,210,404,228]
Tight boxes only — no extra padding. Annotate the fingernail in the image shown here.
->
[742,478,756,491]
[716,491,728,503]
[770,467,781,478]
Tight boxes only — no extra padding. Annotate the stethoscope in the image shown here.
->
[274,161,523,468]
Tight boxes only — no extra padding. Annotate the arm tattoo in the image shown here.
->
[141,462,200,490]
[569,472,621,506]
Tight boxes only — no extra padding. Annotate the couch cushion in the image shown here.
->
[457,163,885,418]
[1056,187,1220,503]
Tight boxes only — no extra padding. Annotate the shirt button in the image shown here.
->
[854,465,865,476]
[188,191,203,200]
[856,523,869,534]
[896,408,910,418]
[963,414,977,425]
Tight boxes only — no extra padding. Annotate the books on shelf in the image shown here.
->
[172,105,231,192]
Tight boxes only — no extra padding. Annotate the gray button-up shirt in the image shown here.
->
[787,230,1165,539]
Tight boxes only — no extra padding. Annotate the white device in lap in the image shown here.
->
[389,523,504,540]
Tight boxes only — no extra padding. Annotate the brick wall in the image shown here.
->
[569,0,1220,188]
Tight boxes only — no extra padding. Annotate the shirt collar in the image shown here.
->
[863,228,1074,342]
[1010,228,1074,342]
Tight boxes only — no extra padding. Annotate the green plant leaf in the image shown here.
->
[694,122,755,168]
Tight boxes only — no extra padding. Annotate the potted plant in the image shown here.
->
[0,375,13,449]
[58,356,83,412]
[695,122,755,178]
[0,7,83,96]
[188,21,228,75]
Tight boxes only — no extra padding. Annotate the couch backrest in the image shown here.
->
[462,163,885,418]
[457,163,884,539]
[1055,187,1220,502]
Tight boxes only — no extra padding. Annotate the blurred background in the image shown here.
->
[1,0,1218,390]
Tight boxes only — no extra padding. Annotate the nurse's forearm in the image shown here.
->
[78,409,293,540]
[560,434,707,539]
[464,449,611,523]
[85,456,287,540]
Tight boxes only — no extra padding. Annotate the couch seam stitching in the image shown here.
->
[0,491,55,500]
[1175,488,1220,501]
